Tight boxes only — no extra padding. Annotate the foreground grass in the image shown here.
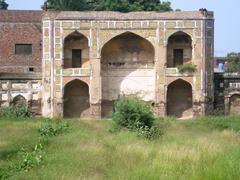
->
[1,116,240,179]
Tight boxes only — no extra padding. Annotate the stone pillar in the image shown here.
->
[154,40,167,117]
[90,58,102,119]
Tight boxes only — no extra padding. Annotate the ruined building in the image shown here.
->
[0,10,214,119]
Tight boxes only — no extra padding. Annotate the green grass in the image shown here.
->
[1,116,240,179]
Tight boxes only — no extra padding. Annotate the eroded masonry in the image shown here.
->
[0,10,215,118]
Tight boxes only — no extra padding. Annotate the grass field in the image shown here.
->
[1,116,240,180]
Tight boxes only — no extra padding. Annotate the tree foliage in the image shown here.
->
[0,0,8,10]
[42,0,172,12]
[226,52,240,73]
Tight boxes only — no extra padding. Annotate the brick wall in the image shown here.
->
[0,10,42,73]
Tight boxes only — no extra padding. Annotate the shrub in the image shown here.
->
[137,126,162,140]
[38,120,70,137]
[177,63,197,74]
[112,96,155,130]
[0,105,32,119]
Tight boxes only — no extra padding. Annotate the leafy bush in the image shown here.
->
[177,63,197,74]
[111,96,162,139]
[112,96,155,130]
[0,105,32,118]
[38,120,70,137]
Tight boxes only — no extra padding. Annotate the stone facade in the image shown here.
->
[0,10,214,119]
[41,10,214,119]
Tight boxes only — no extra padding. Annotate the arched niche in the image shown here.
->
[63,79,90,118]
[167,31,192,68]
[167,79,193,118]
[63,31,89,69]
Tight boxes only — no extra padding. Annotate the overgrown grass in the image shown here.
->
[1,116,240,179]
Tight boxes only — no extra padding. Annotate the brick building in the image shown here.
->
[0,10,214,119]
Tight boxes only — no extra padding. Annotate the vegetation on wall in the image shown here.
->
[42,0,172,12]
[0,0,8,10]
[226,52,240,73]
[177,63,197,74]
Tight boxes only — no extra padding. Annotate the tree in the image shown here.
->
[0,0,8,10]
[42,0,172,12]
[226,52,240,73]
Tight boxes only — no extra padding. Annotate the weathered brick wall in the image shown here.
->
[0,10,42,73]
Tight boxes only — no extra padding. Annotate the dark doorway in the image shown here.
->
[173,49,183,67]
[72,49,82,68]
[167,79,193,118]
[63,80,90,118]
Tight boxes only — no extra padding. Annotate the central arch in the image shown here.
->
[101,32,155,117]
[63,79,90,118]
[167,79,193,118]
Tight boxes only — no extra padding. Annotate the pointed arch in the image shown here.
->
[167,79,193,118]
[63,79,90,118]
[167,31,193,68]
[63,31,90,69]
[101,31,155,118]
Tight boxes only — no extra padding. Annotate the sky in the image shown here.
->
[7,0,240,57]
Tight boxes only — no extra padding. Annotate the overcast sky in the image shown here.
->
[7,0,240,56]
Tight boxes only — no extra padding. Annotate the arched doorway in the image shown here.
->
[12,95,27,106]
[167,31,192,68]
[167,79,193,118]
[63,31,89,69]
[101,32,155,117]
[63,79,90,118]
[229,94,240,115]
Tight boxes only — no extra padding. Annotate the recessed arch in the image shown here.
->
[229,94,240,115]
[101,31,155,117]
[167,79,193,118]
[12,95,27,107]
[63,79,90,118]
[63,31,90,69]
[167,31,193,68]
[101,31,155,52]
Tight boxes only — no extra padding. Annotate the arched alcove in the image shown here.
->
[167,31,192,68]
[63,79,90,118]
[167,79,193,118]
[12,95,27,107]
[229,94,240,115]
[63,31,89,69]
[101,32,155,117]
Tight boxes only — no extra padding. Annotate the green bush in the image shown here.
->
[0,105,32,119]
[111,96,163,139]
[112,96,155,130]
[177,63,197,74]
[38,120,70,137]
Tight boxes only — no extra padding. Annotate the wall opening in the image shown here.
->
[63,79,90,118]
[101,32,155,118]
[167,79,193,118]
[167,31,192,68]
[12,95,27,106]
[63,31,89,69]
[229,94,240,115]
